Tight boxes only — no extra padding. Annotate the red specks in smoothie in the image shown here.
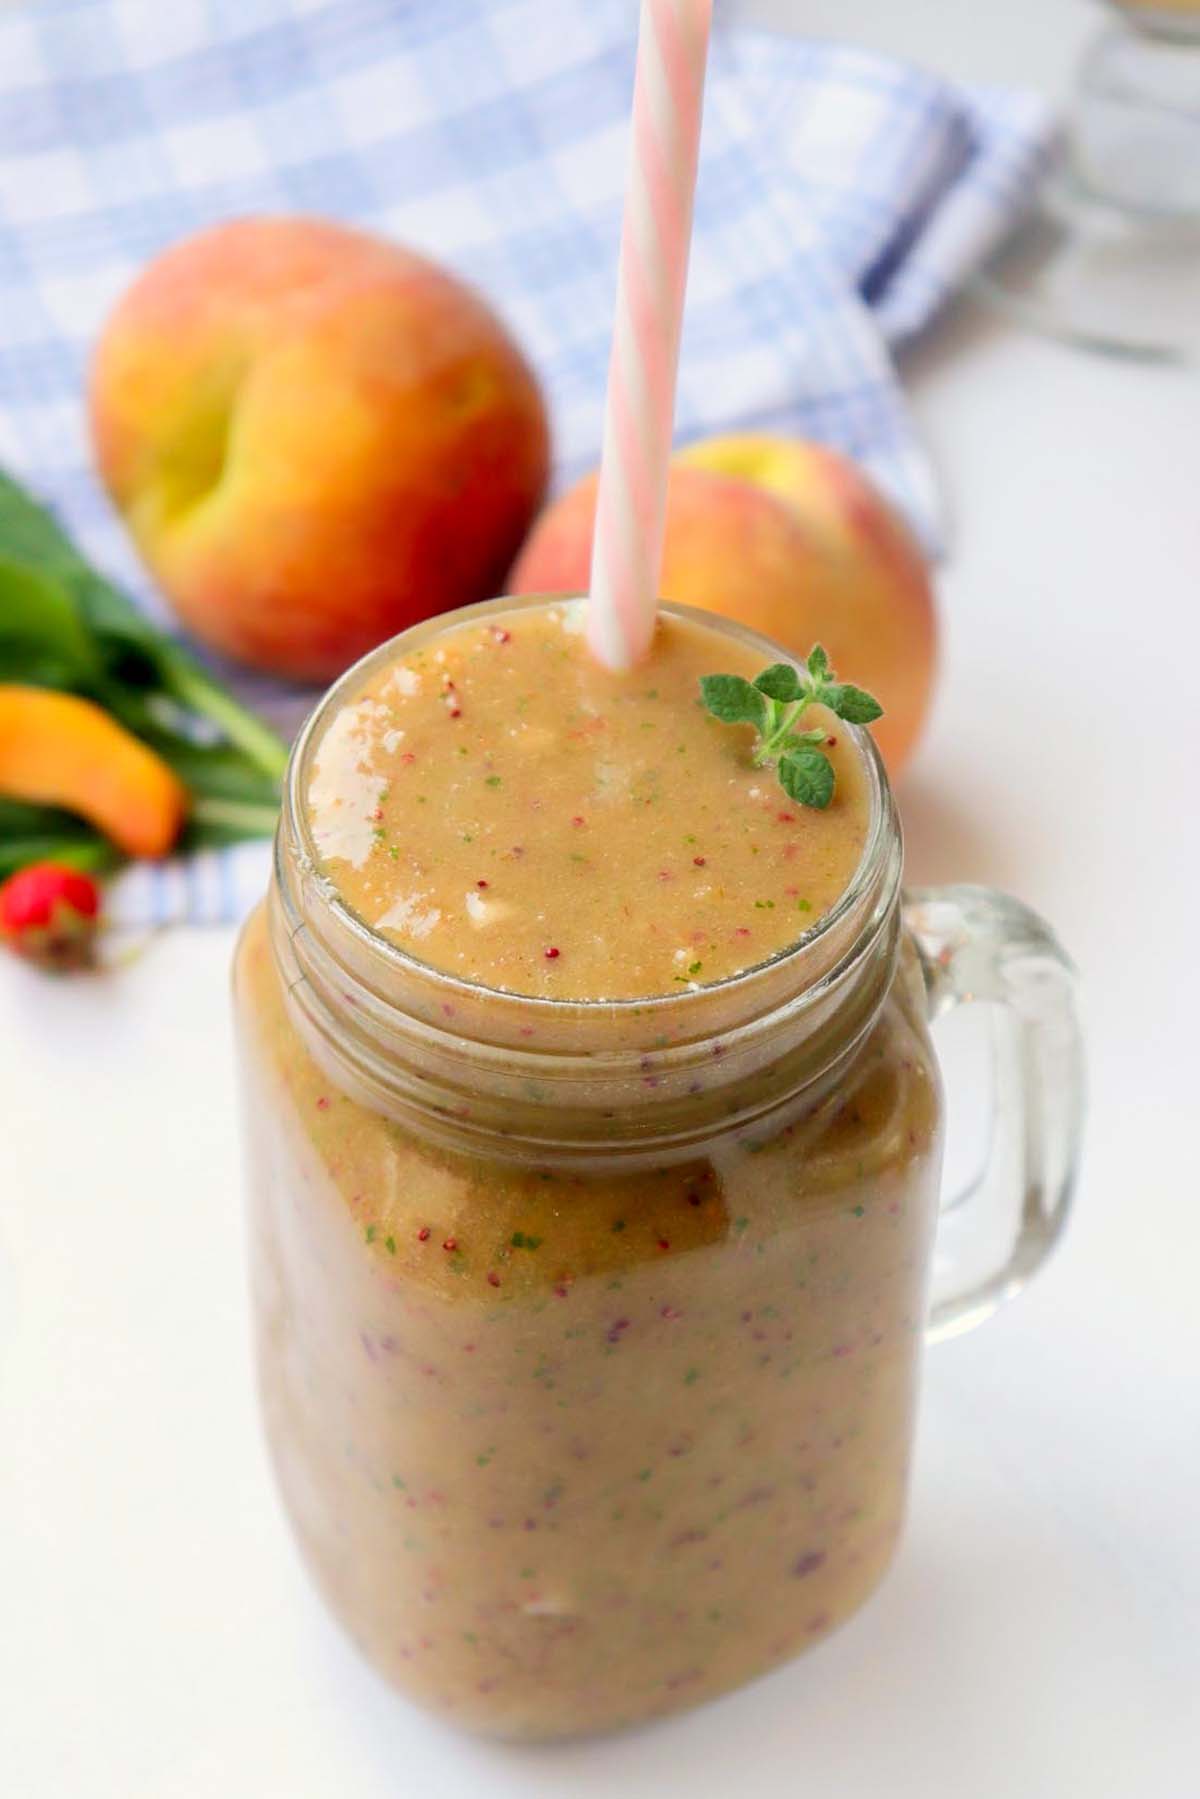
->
[826,736,838,748]
[734,926,751,939]
[544,946,561,960]
[692,855,706,866]
[476,878,489,889]
[315,1095,330,1110]
[657,869,673,882]
[661,1305,682,1321]
[442,1237,458,1252]
[400,751,416,766]
[489,626,511,644]
[606,1318,630,1345]
[417,1226,431,1242]
[571,815,586,827]
[665,1667,702,1692]
[487,1271,501,1288]
[656,1238,671,1252]
[777,812,795,824]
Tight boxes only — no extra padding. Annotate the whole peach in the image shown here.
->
[510,436,937,773]
[91,217,550,682]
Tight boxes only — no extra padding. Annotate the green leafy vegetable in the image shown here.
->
[695,673,767,729]
[778,746,836,810]
[0,468,289,873]
[699,644,883,810]
[751,662,803,704]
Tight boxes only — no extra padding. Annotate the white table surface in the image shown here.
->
[4,4,1199,1796]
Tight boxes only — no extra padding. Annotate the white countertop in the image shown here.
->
[3,3,1198,1796]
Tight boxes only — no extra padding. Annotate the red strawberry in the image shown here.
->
[0,862,101,969]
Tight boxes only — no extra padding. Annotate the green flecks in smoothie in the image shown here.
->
[611,1219,626,1233]
[511,1231,544,1250]
[385,1235,397,1254]
[392,1475,406,1489]
[238,892,945,1725]
[364,1224,377,1244]
[305,606,870,1001]
[849,1205,866,1219]
[637,1468,653,1482]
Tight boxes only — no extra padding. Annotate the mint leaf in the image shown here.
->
[821,683,883,725]
[779,748,835,810]
[699,646,881,812]
[699,673,766,729]
[752,662,802,703]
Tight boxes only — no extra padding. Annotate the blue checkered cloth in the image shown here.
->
[0,0,1053,927]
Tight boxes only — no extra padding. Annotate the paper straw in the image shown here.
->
[587,0,713,671]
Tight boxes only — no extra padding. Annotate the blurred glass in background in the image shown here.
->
[977,0,1200,361]
[741,0,1200,362]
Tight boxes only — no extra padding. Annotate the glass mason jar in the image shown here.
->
[233,600,1085,1742]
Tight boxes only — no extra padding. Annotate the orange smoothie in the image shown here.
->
[304,602,870,999]
[234,598,942,1738]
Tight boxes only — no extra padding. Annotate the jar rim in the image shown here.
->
[282,594,897,1031]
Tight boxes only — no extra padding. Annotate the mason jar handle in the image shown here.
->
[903,885,1085,1343]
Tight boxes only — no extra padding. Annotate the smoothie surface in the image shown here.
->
[305,603,872,1000]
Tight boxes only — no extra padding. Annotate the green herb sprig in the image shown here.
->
[699,646,882,810]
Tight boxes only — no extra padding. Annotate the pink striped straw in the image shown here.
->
[587,0,713,671]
